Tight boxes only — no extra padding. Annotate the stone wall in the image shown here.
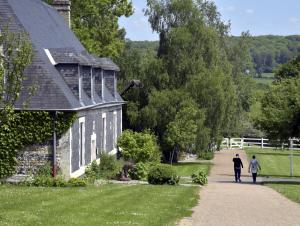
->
[16,130,70,176]
[16,145,52,175]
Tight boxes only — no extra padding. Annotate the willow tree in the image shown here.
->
[144,0,241,149]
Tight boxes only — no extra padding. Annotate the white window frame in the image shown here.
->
[91,133,97,162]
[101,69,104,101]
[113,111,117,148]
[79,117,85,167]
[102,113,106,151]
[120,109,123,133]
[69,127,72,174]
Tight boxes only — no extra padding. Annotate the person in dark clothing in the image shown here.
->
[233,153,243,182]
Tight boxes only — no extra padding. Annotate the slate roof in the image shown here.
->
[0,0,124,111]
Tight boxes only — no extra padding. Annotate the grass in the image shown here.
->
[253,73,275,87]
[173,162,212,177]
[245,148,300,205]
[261,73,275,78]
[266,183,300,203]
[0,184,199,226]
[253,77,274,85]
[172,162,212,185]
[245,148,300,177]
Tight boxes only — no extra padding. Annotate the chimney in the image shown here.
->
[52,0,71,28]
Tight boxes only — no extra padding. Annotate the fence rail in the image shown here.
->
[221,137,300,150]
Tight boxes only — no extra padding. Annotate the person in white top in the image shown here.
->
[248,155,261,183]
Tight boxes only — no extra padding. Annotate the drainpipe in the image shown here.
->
[52,111,57,177]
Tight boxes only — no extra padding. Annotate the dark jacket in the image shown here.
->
[233,157,243,169]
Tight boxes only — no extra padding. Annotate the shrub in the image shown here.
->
[99,153,121,179]
[191,171,208,185]
[198,151,214,160]
[148,164,179,185]
[29,175,67,187]
[68,178,87,187]
[31,175,54,187]
[36,162,52,177]
[85,160,99,182]
[117,130,161,163]
[53,176,67,187]
[129,162,153,180]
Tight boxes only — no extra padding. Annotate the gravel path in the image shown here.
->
[179,149,300,226]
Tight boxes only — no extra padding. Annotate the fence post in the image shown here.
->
[229,138,232,149]
[241,138,244,149]
[290,138,293,177]
[261,138,264,149]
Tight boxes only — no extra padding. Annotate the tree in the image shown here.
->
[44,0,133,58]
[145,0,230,87]
[117,130,161,163]
[258,76,300,142]
[0,26,33,178]
[165,99,206,153]
[0,25,33,120]
[275,55,300,81]
[258,56,300,141]
[71,0,133,58]
[118,0,257,157]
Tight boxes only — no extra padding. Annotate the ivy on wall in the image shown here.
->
[0,111,76,178]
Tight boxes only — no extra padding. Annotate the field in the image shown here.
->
[253,73,274,86]
[245,148,300,177]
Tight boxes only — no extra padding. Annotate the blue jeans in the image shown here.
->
[234,168,241,182]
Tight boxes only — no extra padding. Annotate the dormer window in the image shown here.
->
[103,70,115,98]
[78,65,83,104]
[81,66,91,99]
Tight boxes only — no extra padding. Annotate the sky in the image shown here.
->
[119,0,300,41]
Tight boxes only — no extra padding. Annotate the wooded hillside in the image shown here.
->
[127,35,300,75]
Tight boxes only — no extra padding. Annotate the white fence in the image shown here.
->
[221,137,300,150]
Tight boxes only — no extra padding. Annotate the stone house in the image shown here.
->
[0,0,124,178]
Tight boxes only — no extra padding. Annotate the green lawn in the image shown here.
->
[267,183,300,203]
[253,77,274,85]
[173,162,212,177]
[261,73,275,78]
[245,148,300,177]
[0,184,199,226]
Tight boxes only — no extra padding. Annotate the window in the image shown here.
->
[79,117,85,167]
[78,66,83,104]
[91,137,96,161]
[113,111,117,148]
[102,113,106,151]
[91,120,97,161]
